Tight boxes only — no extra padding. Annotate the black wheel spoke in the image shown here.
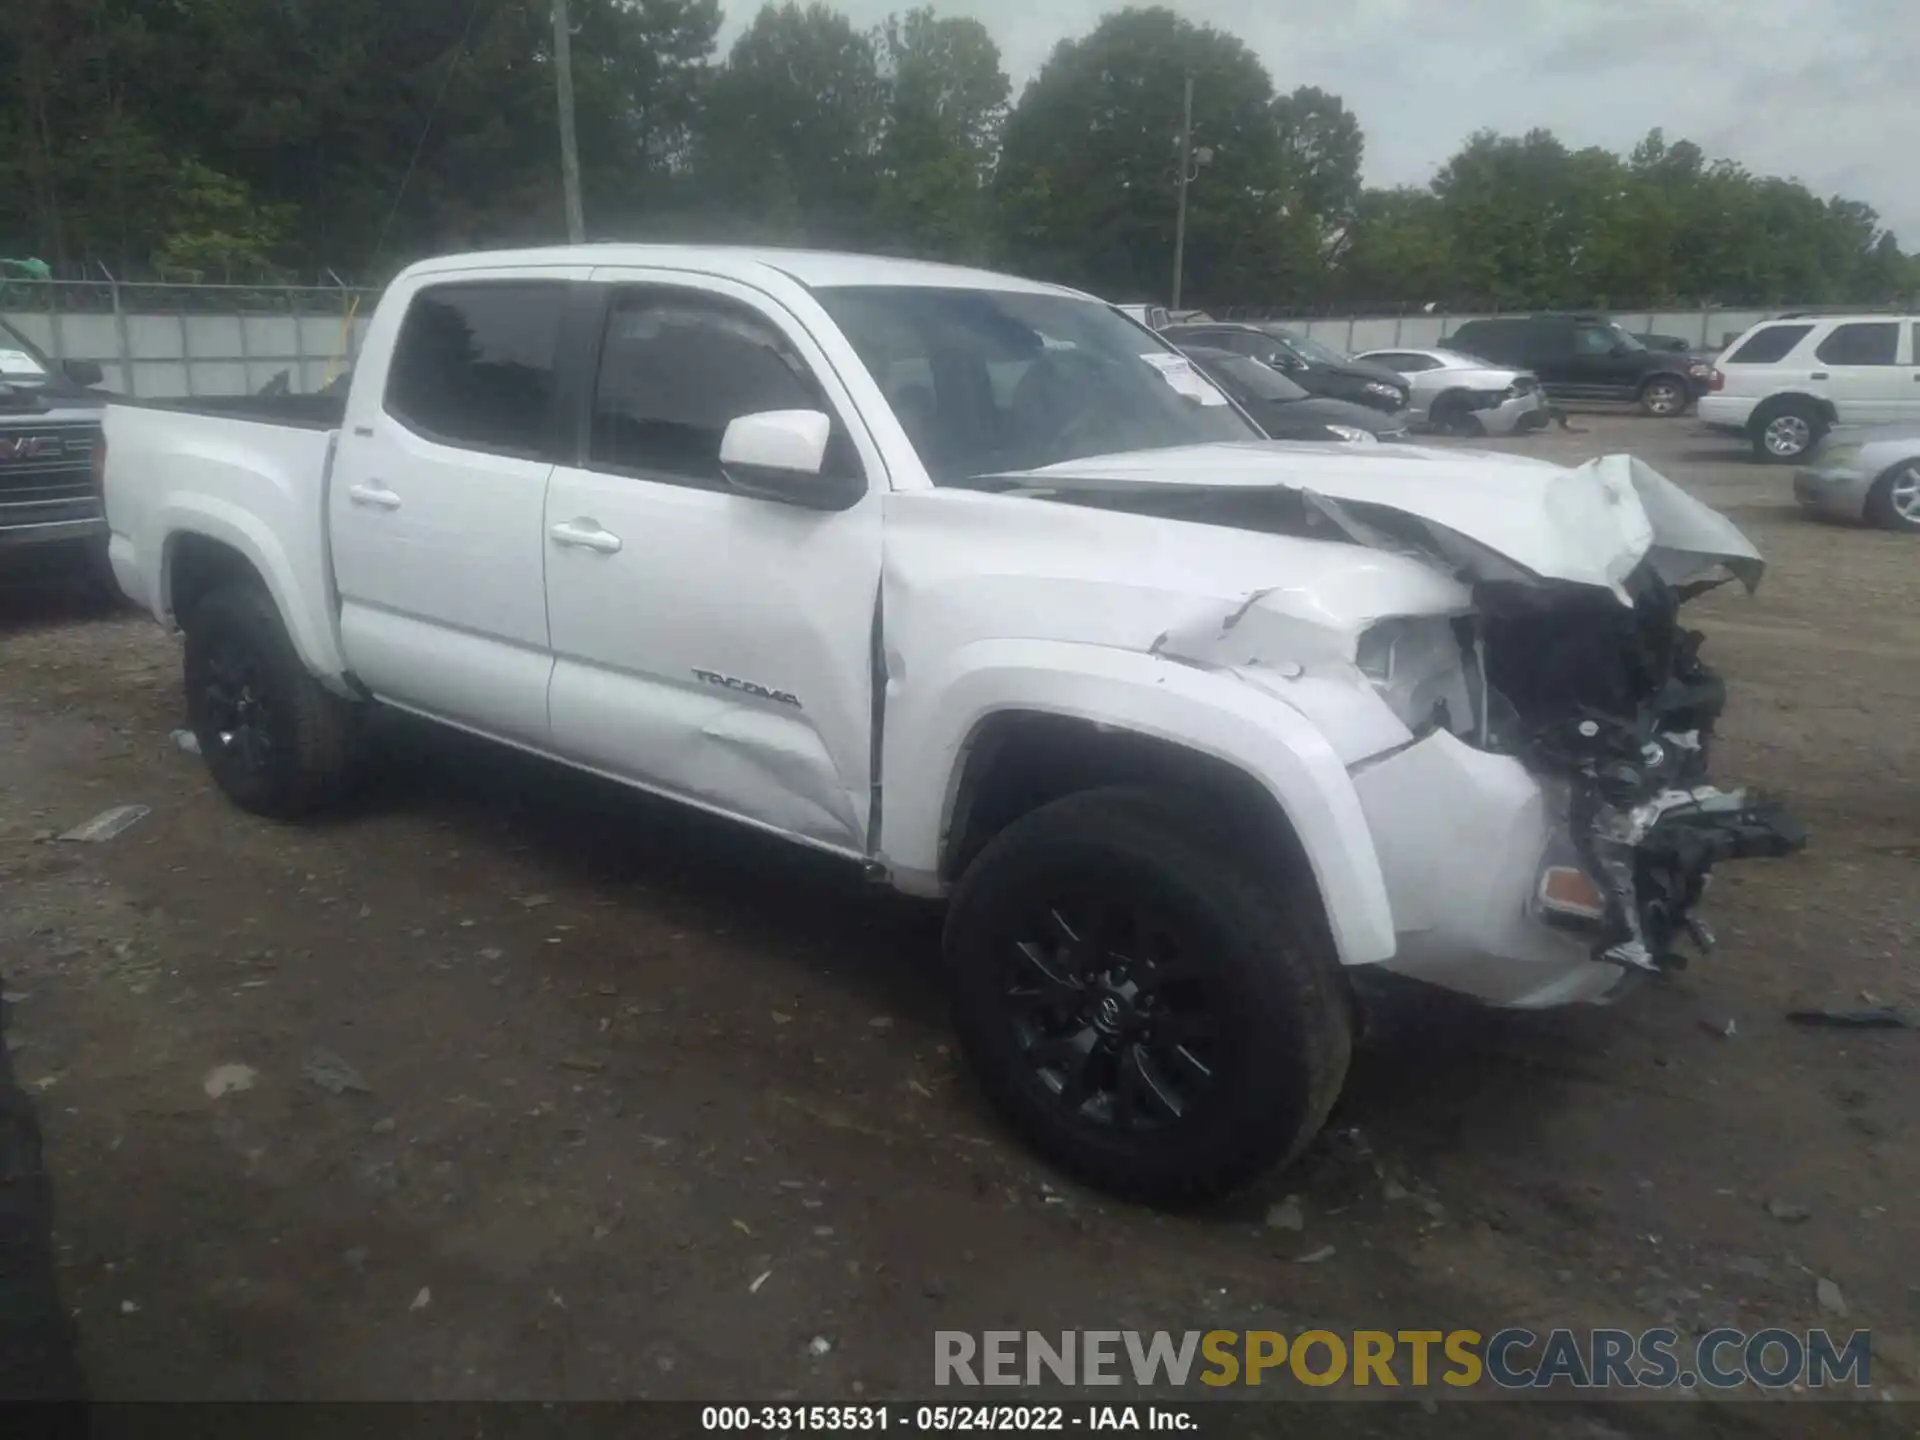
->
[1121,1044,1186,1127]
[1164,1043,1214,1087]
[1006,893,1224,1135]
[1011,939,1083,1000]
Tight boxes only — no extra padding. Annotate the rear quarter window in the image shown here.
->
[1722,324,1813,365]
[1814,321,1899,366]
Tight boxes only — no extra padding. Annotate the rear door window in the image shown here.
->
[1814,322,1899,366]
[384,282,566,458]
[1723,324,1814,365]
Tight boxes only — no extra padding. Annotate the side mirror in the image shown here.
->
[63,359,104,387]
[1269,350,1304,371]
[719,409,862,511]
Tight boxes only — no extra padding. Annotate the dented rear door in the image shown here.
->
[541,269,885,853]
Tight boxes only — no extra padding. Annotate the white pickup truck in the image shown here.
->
[101,246,1804,1204]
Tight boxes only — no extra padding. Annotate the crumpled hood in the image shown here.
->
[987,442,1763,604]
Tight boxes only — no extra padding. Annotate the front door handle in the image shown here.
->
[549,520,623,554]
[347,482,402,510]
[1810,371,1829,381]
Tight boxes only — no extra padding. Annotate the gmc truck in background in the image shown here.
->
[100,246,1805,1204]
[0,317,110,585]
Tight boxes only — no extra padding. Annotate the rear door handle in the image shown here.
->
[549,520,622,554]
[1810,371,1830,381]
[346,482,401,510]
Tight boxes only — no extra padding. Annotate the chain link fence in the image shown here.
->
[0,278,381,399]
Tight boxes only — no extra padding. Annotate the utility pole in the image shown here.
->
[1171,71,1194,312]
[552,0,585,243]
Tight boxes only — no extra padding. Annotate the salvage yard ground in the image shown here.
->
[0,414,1915,1433]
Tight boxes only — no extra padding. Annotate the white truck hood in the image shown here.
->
[986,442,1763,603]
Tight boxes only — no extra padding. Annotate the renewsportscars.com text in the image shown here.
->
[935,1328,1872,1391]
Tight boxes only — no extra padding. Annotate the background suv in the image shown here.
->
[1699,314,1920,462]
[1445,314,1706,418]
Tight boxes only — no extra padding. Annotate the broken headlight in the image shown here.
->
[1354,616,1476,736]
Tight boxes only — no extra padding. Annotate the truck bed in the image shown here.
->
[115,392,347,431]
[102,396,349,684]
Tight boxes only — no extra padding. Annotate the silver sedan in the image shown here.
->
[1352,348,1550,437]
[1794,428,1920,533]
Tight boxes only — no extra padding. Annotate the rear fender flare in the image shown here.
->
[158,498,350,695]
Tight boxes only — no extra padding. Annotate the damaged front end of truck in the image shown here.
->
[978,447,1808,987]
[1471,561,1805,973]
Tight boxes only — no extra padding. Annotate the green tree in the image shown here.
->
[994,6,1301,307]
[694,2,888,246]
[870,8,1010,262]
[1271,85,1364,237]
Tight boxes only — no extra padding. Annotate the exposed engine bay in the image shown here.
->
[1477,567,1805,972]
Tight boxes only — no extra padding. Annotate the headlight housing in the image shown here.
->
[1323,424,1376,444]
[1363,381,1404,402]
[1355,616,1476,735]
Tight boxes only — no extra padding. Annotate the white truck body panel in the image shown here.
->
[103,406,348,691]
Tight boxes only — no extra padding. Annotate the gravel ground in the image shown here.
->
[0,413,1914,1432]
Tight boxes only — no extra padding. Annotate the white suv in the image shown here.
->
[1699,314,1920,461]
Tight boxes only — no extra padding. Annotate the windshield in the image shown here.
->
[0,319,53,384]
[815,286,1260,483]
[1268,329,1350,367]
[1191,351,1309,402]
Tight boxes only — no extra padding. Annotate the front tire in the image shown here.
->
[1865,461,1920,533]
[942,787,1351,1207]
[1428,392,1484,437]
[1751,400,1824,463]
[183,584,360,819]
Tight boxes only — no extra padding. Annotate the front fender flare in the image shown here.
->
[881,639,1398,966]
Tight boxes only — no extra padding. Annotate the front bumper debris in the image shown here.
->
[1586,786,1807,972]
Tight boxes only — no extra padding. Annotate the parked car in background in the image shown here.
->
[1794,427,1920,532]
[1352,348,1549,436]
[1161,321,1411,415]
[1116,303,1170,331]
[0,317,111,588]
[1176,346,1410,442]
[1699,314,1920,462]
[1445,314,1707,418]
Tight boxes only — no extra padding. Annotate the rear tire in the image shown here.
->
[1638,375,1688,418]
[1865,461,1920,533]
[183,584,360,819]
[942,786,1351,1207]
[1750,400,1824,463]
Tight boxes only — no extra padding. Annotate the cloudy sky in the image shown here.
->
[719,0,1920,241]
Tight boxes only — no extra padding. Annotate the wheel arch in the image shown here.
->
[880,642,1399,967]
[158,509,350,694]
[1749,390,1838,429]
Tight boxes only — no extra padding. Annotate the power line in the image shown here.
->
[369,0,490,276]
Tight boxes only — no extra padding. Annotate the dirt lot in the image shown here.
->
[1,413,1915,1430]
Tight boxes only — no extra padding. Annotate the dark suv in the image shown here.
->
[1445,314,1706,417]
[1160,322,1411,415]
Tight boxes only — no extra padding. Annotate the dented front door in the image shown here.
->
[542,270,884,852]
